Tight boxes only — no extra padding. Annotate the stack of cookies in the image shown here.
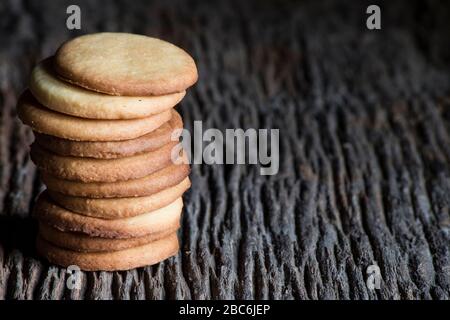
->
[17,33,197,271]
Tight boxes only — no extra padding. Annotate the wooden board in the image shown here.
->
[0,0,449,299]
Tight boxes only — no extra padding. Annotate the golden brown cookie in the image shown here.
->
[17,91,172,141]
[36,233,179,271]
[55,33,198,96]
[41,160,190,198]
[39,222,178,252]
[48,177,191,219]
[34,193,183,239]
[34,110,183,159]
[30,58,186,119]
[30,141,178,182]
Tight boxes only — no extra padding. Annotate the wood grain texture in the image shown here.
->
[1,0,450,300]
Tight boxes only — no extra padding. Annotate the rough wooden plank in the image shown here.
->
[0,0,449,300]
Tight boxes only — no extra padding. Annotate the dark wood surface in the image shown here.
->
[1,0,450,300]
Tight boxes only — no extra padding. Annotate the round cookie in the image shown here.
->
[30,58,186,119]
[30,141,178,182]
[34,110,183,159]
[17,90,172,141]
[39,222,178,252]
[41,160,190,198]
[34,194,183,239]
[37,233,179,271]
[55,33,198,96]
[48,177,191,219]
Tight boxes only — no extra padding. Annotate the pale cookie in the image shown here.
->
[31,141,178,182]
[34,194,183,239]
[55,33,198,96]
[30,59,186,119]
[48,177,191,219]
[34,110,183,158]
[36,233,179,271]
[41,160,190,198]
[39,222,178,252]
[17,91,172,141]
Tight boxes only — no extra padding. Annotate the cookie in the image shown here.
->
[41,159,190,198]
[30,59,186,119]
[39,222,178,252]
[48,177,191,219]
[36,233,179,271]
[30,141,178,182]
[34,193,183,238]
[55,33,198,96]
[34,110,183,159]
[17,90,172,141]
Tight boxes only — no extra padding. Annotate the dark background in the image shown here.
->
[0,0,450,299]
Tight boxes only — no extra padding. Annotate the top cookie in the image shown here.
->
[54,33,198,96]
